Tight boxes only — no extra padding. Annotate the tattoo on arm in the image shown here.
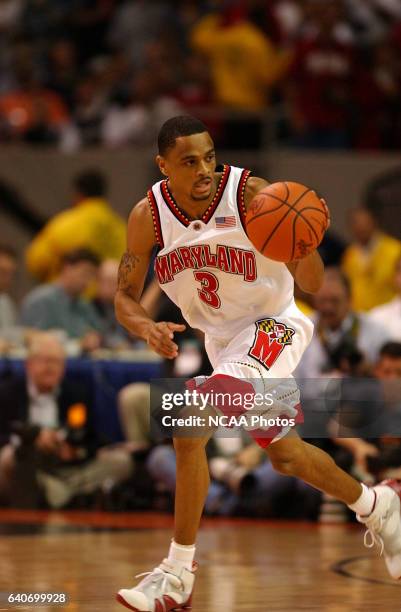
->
[117,251,140,292]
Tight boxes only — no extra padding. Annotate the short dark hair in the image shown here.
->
[0,244,16,259]
[158,115,208,155]
[379,342,401,360]
[61,248,100,268]
[73,169,107,198]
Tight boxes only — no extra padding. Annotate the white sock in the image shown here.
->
[348,483,376,516]
[167,540,196,571]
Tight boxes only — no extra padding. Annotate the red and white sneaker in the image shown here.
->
[357,480,401,579]
[116,559,196,611]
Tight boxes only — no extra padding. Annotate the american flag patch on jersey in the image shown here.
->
[215,216,236,228]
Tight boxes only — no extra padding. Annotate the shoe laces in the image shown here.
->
[135,561,184,592]
[363,515,384,556]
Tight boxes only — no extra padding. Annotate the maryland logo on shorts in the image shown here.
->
[248,318,295,371]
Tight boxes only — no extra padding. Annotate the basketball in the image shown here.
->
[245,182,329,263]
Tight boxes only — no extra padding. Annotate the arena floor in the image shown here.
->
[0,510,400,611]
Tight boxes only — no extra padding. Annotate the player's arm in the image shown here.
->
[244,176,327,294]
[114,199,185,359]
[286,197,330,293]
[286,251,324,294]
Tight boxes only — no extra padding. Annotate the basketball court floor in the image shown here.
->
[1,510,400,611]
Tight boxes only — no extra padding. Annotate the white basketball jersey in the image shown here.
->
[148,165,310,340]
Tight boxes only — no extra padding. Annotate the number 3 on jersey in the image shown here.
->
[194,271,221,309]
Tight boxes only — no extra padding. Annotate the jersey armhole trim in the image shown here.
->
[147,189,164,249]
[236,169,252,233]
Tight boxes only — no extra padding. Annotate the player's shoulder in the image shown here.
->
[215,164,269,210]
[126,196,157,250]
[129,196,152,220]
[243,175,270,211]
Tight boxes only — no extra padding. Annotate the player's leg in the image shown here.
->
[173,434,211,545]
[266,430,401,579]
[117,428,212,611]
[265,430,362,504]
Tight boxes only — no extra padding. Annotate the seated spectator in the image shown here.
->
[0,244,17,331]
[296,267,389,379]
[353,41,401,149]
[101,70,182,147]
[21,0,69,41]
[329,342,401,484]
[93,259,133,349]
[284,0,355,149]
[69,0,114,63]
[0,0,24,34]
[191,5,291,112]
[72,75,108,147]
[191,2,291,147]
[342,207,401,311]
[0,74,72,145]
[45,39,79,111]
[25,169,126,282]
[107,1,169,68]
[21,249,103,352]
[0,333,133,508]
[368,256,401,341]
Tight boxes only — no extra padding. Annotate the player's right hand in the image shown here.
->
[146,321,186,359]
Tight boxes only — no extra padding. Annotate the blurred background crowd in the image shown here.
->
[1,0,401,523]
[0,0,400,150]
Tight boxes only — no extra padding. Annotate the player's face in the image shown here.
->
[158,132,217,201]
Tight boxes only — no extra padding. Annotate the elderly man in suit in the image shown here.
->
[0,333,132,508]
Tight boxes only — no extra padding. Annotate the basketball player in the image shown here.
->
[115,116,401,611]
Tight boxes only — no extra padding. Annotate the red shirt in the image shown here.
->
[290,35,355,128]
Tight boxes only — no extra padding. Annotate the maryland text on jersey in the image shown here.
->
[154,244,257,284]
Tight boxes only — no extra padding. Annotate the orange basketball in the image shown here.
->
[245,182,329,263]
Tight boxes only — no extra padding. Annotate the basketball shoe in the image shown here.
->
[357,481,401,579]
[116,559,196,611]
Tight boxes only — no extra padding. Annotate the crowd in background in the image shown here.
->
[0,0,400,150]
[1,164,401,517]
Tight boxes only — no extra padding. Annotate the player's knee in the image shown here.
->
[269,447,307,477]
[271,458,298,477]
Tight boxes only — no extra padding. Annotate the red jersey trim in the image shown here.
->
[147,189,164,248]
[160,164,231,227]
[236,169,252,233]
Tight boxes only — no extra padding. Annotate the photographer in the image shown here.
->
[330,342,401,483]
[296,267,389,379]
[0,333,132,508]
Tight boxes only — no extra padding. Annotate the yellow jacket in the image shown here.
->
[26,198,126,281]
[191,15,291,111]
[342,233,401,312]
